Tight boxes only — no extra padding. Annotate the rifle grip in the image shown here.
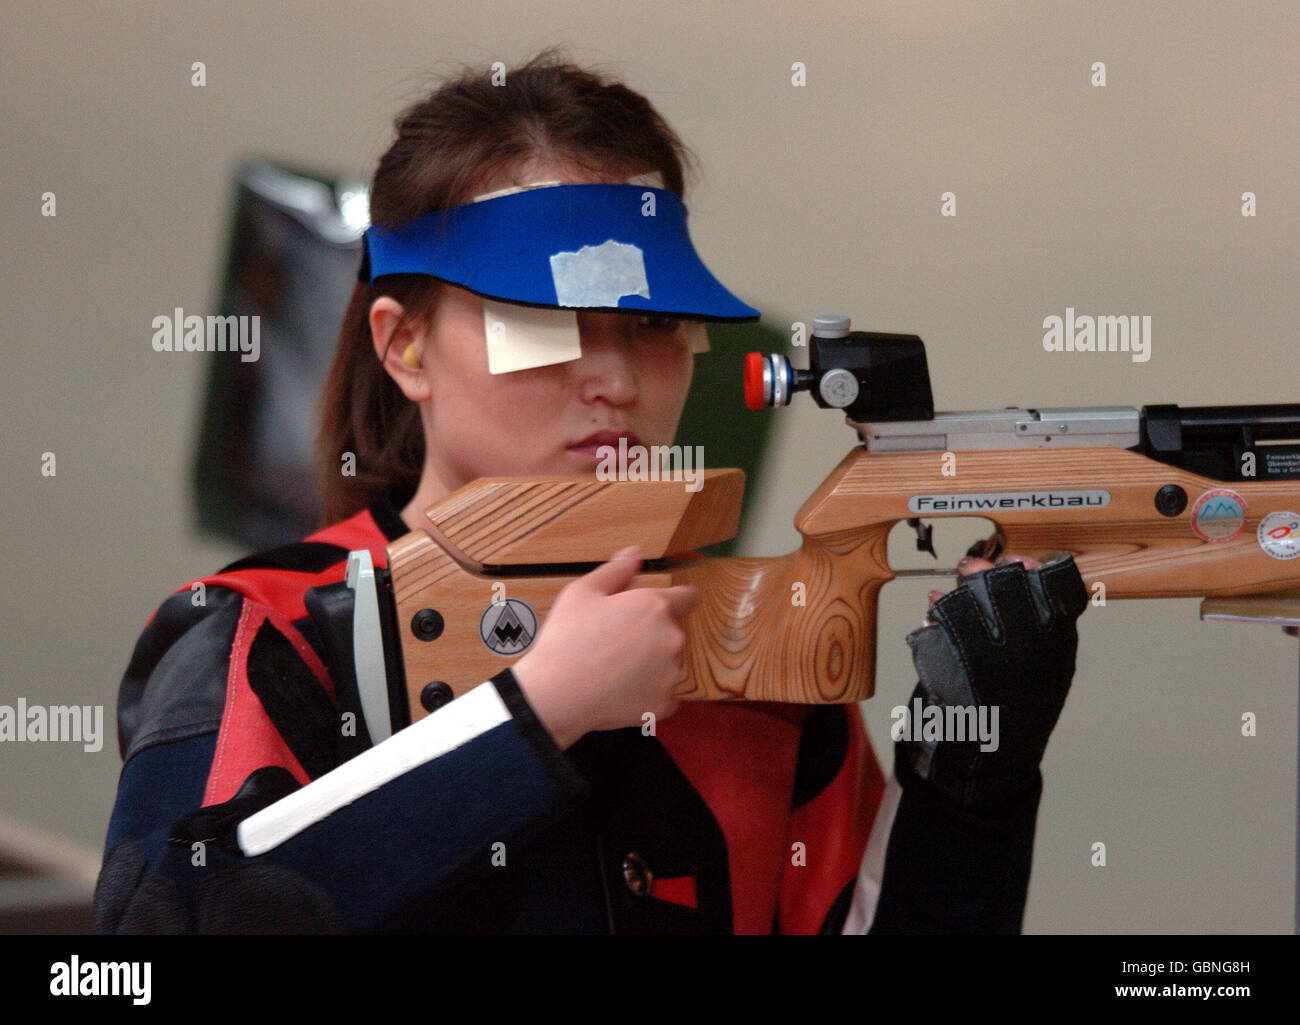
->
[387,465,897,710]
[673,523,893,703]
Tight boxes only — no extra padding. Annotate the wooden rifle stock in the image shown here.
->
[384,446,1300,720]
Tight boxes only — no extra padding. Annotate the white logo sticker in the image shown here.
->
[1257,511,1300,561]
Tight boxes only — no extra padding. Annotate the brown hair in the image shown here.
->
[314,48,696,524]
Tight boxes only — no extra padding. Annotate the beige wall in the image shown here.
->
[1,1,1295,932]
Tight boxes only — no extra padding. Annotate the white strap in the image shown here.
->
[841,774,904,933]
[237,682,510,856]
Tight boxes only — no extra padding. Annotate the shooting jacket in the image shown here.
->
[95,488,1041,934]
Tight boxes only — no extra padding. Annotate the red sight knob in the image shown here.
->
[743,351,767,411]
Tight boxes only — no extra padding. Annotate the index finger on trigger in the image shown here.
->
[957,556,995,578]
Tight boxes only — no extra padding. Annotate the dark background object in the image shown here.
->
[193,157,369,549]
[193,158,779,556]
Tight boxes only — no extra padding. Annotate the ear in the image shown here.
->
[370,296,431,402]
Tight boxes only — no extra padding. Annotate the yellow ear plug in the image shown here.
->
[402,344,421,368]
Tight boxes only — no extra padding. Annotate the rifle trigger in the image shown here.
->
[907,517,938,559]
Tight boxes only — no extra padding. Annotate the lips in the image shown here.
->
[569,430,644,452]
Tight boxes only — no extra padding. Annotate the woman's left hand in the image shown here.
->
[924,538,1042,624]
[902,539,1090,815]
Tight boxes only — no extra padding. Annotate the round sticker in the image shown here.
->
[1257,511,1300,561]
[1190,488,1247,542]
[479,598,538,654]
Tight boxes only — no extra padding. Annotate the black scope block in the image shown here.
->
[810,331,935,422]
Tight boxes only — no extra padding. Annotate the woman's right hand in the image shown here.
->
[511,545,700,750]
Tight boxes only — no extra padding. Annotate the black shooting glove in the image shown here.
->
[895,554,1089,816]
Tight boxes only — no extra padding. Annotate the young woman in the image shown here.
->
[96,52,1087,934]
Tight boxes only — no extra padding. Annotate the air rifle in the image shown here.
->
[329,316,1300,740]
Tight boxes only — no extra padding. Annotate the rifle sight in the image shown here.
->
[743,315,934,422]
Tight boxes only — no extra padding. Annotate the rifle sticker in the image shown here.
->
[1190,488,1247,542]
[480,598,539,654]
[1256,511,1300,561]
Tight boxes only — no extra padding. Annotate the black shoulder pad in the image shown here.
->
[790,705,849,810]
[245,620,342,779]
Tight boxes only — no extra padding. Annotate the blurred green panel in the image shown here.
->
[673,320,785,557]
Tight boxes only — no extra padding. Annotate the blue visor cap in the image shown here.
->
[362,184,760,321]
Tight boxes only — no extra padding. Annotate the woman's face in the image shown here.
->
[376,159,697,503]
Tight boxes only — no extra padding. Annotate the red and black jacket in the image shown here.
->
[95,489,1040,934]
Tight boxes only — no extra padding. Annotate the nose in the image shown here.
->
[574,312,638,405]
